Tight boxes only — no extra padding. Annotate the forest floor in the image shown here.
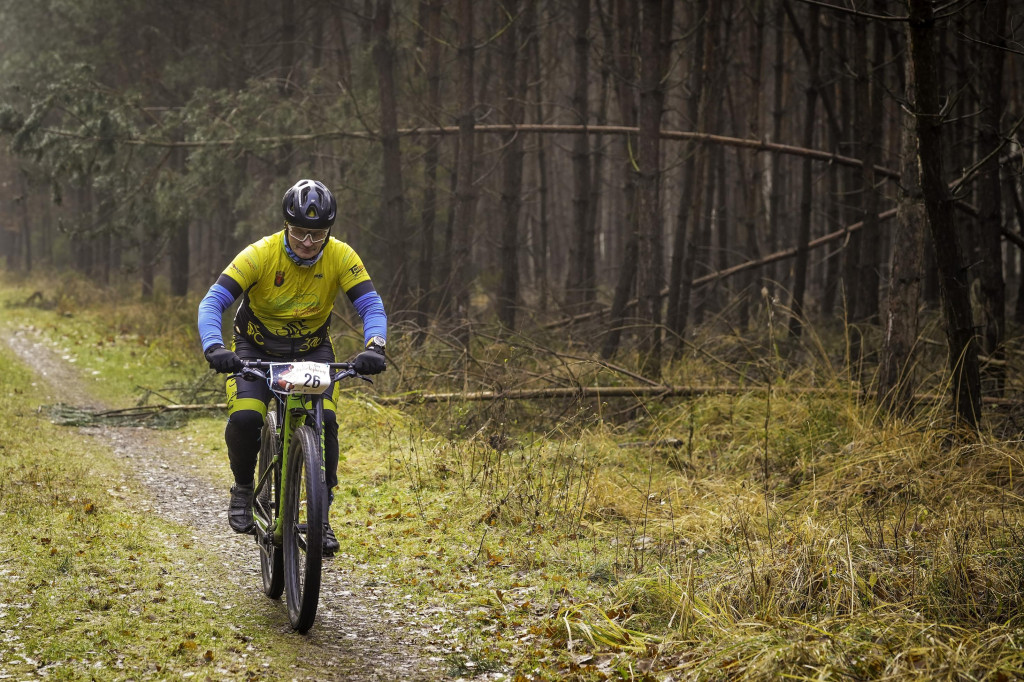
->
[4,276,1024,682]
[0,324,453,681]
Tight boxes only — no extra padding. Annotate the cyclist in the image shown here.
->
[197,179,388,554]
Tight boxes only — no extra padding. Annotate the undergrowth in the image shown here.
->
[3,272,1024,680]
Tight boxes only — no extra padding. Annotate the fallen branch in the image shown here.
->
[56,386,1017,422]
[373,385,841,404]
[543,207,899,330]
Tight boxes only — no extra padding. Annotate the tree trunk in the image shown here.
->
[739,0,767,329]
[767,2,787,293]
[415,0,442,341]
[906,0,981,430]
[878,56,927,417]
[279,0,296,95]
[635,0,674,376]
[169,150,190,297]
[372,0,409,314]
[975,0,1008,393]
[531,10,551,315]
[18,170,31,272]
[451,0,478,337]
[788,5,819,338]
[666,0,708,345]
[853,7,886,323]
[497,1,529,330]
[564,0,594,312]
[600,0,640,359]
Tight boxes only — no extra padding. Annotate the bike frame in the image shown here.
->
[264,391,325,543]
[243,361,361,545]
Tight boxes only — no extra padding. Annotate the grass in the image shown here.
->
[0,331,306,679]
[3,271,1024,680]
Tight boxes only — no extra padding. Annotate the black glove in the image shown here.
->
[353,348,387,375]
[205,344,243,373]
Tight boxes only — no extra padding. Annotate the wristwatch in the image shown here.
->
[366,335,386,354]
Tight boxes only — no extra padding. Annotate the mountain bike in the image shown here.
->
[233,359,369,633]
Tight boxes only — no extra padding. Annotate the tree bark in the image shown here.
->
[635,0,674,376]
[451,0,478,338]
[564,0,594,312]
[497,2,529,329]
[975,0,1008,393]
[878,55,927,418]
[531,13,551,316]
[414,0,442,341]
[853,5,886,323]
[906,0,981,430]
[600,0,640,360]
[169,148,189,297]
[666,0,708,346]
[767,2,787,292]
[372,0,409,314]
[788,5,819,338]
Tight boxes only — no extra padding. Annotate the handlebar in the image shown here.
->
[230,359,370,386]
[239,359,355,371]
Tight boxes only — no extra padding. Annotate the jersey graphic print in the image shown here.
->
[221,231,372,341]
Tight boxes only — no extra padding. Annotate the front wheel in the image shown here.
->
[256,409,284,599]
[282,424,325,633]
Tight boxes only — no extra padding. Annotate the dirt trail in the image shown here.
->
[4,327,446,681]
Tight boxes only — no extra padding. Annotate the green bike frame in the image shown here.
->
[258,391,328,544]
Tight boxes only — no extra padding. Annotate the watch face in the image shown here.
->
[368,335,386,348]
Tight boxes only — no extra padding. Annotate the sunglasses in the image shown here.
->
[287,224,330,245]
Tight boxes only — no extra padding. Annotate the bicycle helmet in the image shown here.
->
[282,179,337,229]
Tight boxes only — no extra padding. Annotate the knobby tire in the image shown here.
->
[282,424,325,633]
[257,409,284,599]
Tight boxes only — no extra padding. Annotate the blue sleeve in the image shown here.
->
[197,283,238,352]
[352,290,387,346]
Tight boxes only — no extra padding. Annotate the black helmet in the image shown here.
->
[282,179,337,229]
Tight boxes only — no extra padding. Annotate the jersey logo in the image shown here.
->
[349,264,364,278]
[314,273,324,279]
[274,271,285,287]
[281,320,309,338]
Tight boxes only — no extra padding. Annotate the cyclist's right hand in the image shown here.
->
[204,344,243,373]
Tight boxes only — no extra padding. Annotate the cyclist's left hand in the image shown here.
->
[353,349,386,375]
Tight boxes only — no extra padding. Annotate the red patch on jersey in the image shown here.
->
[274,271,285,287]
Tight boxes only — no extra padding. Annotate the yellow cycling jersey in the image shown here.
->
[222,230,371,343]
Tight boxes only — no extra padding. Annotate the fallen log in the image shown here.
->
[62,386,1018,421]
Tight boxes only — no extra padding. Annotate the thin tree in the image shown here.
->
[635,0,675,376]
[974,0,1008,393]
[788,4,820,338]
[600,0,640,360]
[878,55,927,417]
[415,0,443,340]
[372,0,409,314]
[497,1,530,330]
[451,0,478,338]
[666,0,708,347]
[564,0,595,312]
[906,0,981,429]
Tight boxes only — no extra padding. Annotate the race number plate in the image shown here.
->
[270,362,333,395]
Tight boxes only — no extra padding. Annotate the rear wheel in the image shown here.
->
[282,424,325,632]
[256,409,284,599]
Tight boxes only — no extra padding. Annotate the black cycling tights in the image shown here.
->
[225,409,340,491]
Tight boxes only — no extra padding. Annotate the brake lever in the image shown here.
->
[332,368,373,385]
[237,368,266,382]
